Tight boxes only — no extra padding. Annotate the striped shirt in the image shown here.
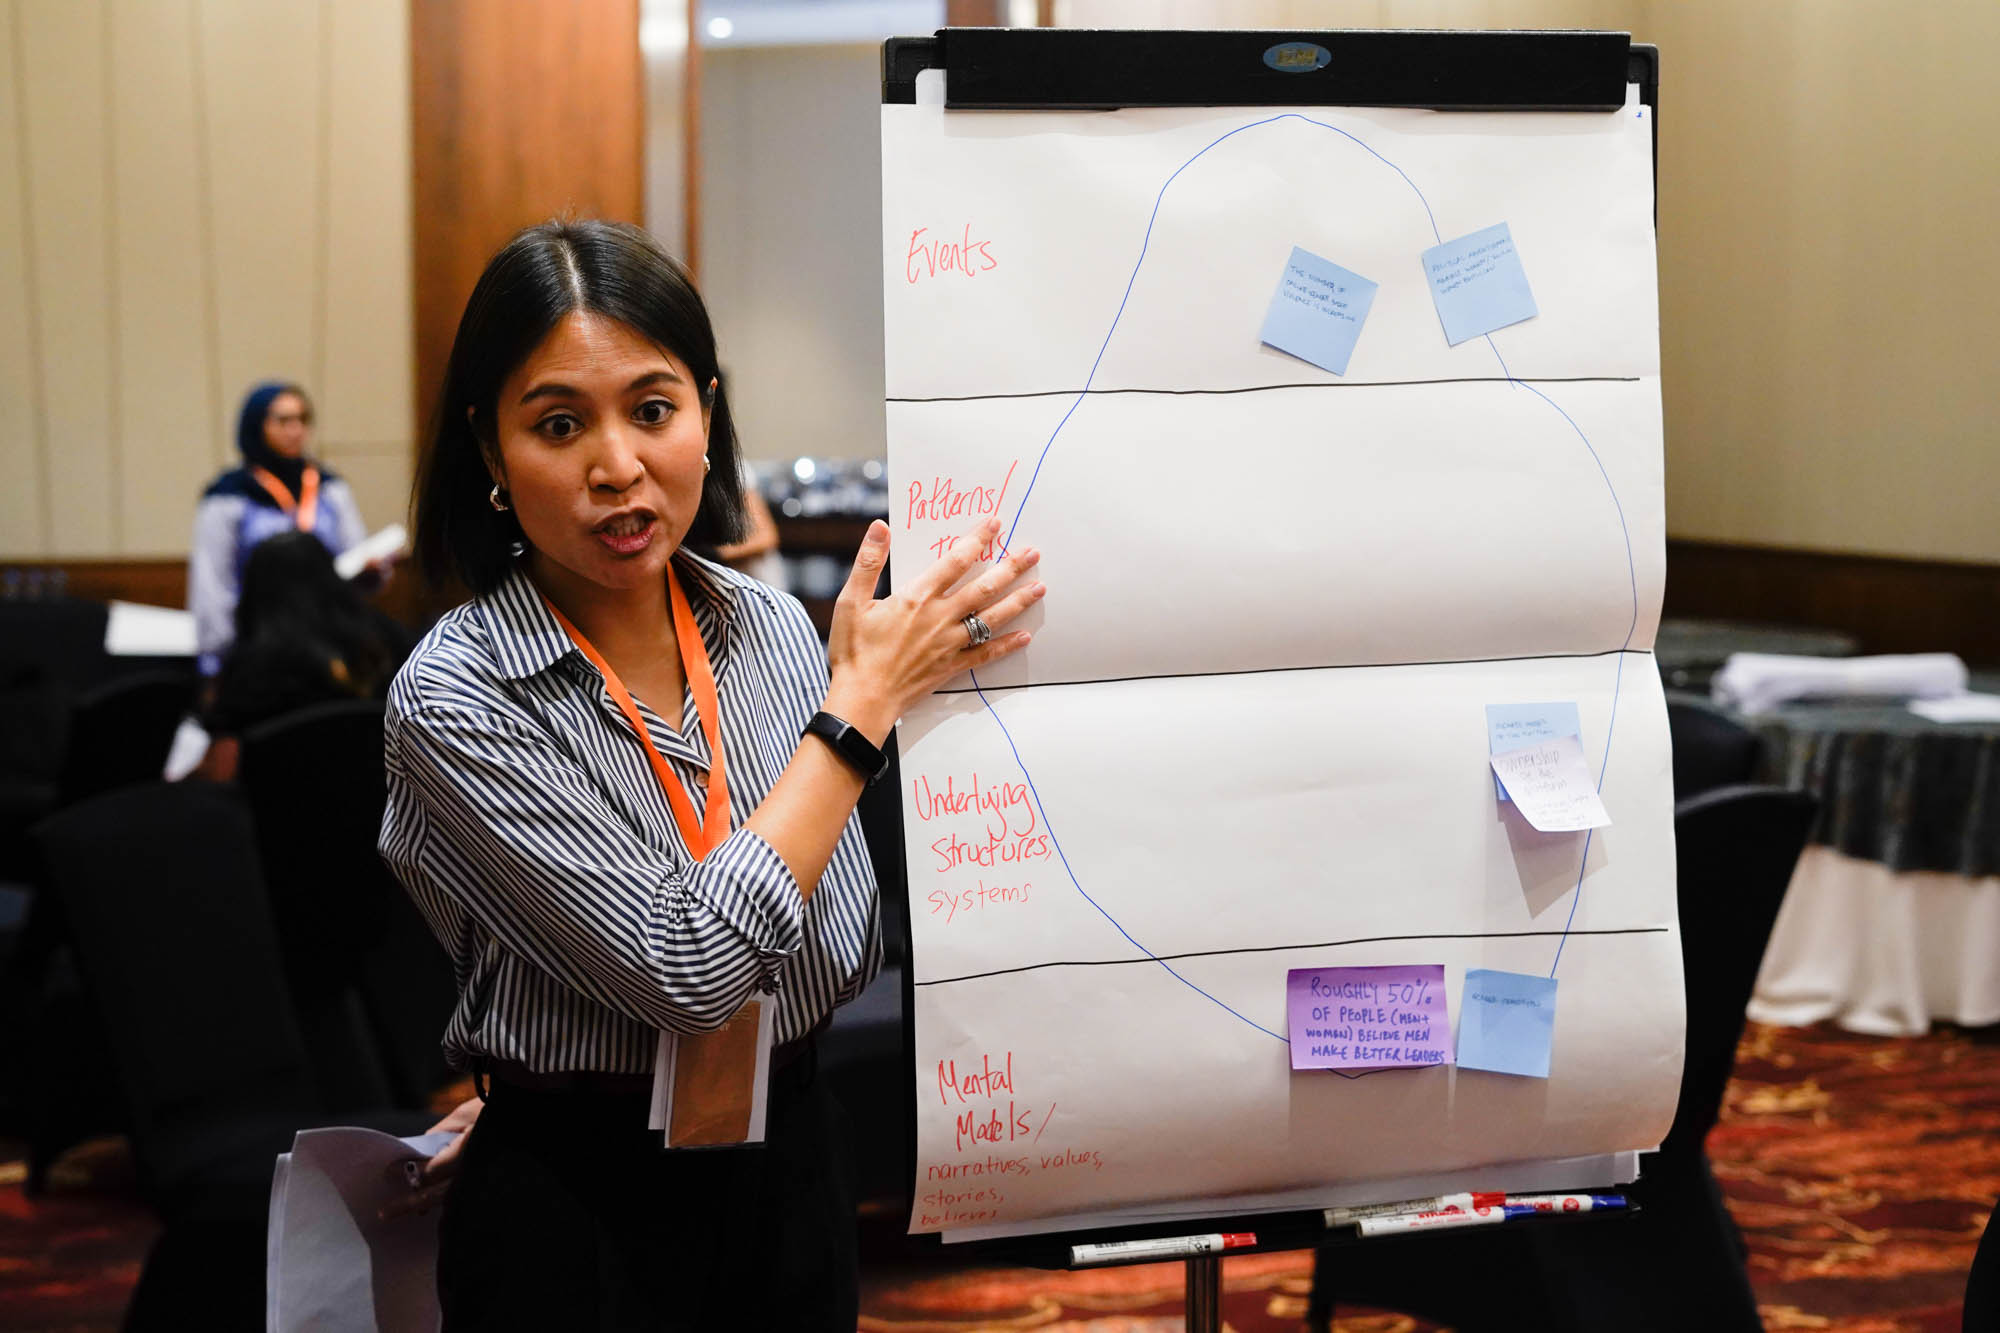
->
[379,551,880,1074]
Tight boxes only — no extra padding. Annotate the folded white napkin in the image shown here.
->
[1712,652,1968,716]
[1908,694,2000,724]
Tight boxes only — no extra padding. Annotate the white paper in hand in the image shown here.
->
[334,524,408,580]
[1489,735,1612,833]
[267,1127,457,1333]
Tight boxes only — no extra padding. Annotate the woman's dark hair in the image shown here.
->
[412,219,745,595]
[208,531,407,733]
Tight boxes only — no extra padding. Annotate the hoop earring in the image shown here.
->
[489,484,509,512]
[702,455,711,476]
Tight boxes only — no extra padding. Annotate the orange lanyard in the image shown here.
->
[249,465,320,532]
[541,564,730,858]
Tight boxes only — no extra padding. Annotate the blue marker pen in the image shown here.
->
[1503,1193,1628,1214]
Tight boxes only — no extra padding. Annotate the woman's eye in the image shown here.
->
[634,399,674,426]
[538,414,582,441]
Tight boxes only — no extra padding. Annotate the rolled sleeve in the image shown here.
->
[674,827,805,970]
[391,699,806,1035]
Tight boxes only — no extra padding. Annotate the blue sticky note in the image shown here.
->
[1458,969,1557,1078]
[1259,247,1379,376]
[1421,223,1538,346]
[1487,701,1582,802]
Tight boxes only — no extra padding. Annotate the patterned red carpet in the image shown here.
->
[1,1023,1993,1331]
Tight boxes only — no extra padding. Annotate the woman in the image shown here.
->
[187,530,410,781]
[188,382,370,676]
[378,219,1043,1328]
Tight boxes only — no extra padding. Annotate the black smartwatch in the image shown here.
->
[803,711,890,783]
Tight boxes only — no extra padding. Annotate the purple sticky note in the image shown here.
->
[1287,965,1453,1072]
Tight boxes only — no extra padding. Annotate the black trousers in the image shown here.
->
[437,1050,858,1331]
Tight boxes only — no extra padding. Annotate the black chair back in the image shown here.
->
[1668,782,1817,1152]
[1666,697,1762,803]
[1967,1206,2000,1332]
[240,699,453,1107]
[0,599,107,689]
[32,782,319,1165]
[56,670,195,807]
[34,779,437,1329]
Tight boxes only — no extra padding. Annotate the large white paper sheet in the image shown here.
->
[882,88,1676,1237]
[891,379,1664,688]
[883,95,1660,399]
[901,657,1678,1233]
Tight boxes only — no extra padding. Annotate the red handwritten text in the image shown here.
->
[906,461,1019,530]
[912,771,1037,839]
[955,1102,1035,1152]
[937,1051,1015,1106]
[906,224,998,283]
[932,829,1053,874]
[928,879,1031,925]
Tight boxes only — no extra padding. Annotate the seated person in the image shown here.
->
[190,531,410,781]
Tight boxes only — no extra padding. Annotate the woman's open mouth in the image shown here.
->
[595,511,657,556]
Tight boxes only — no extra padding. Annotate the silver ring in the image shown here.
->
[962,613,993,648]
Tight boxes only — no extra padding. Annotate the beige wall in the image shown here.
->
[698,43,889,465]
[1638,0,2000,564]
[0,0,413,562]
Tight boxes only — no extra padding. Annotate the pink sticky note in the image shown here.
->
[1287,965,1452,1071]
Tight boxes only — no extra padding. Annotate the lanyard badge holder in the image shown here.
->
[544,564,775,1149]
[648,995,775,1147]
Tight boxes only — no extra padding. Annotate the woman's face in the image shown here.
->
[489,310,711,599]
[262,391,312,459]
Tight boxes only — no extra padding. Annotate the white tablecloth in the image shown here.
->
[1749,846,2000,1036]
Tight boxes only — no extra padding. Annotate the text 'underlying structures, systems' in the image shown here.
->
[1287,964,1452,1070]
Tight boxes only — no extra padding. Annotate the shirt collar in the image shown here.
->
[478,549,767,683]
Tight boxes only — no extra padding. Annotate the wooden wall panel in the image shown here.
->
[0,1,48,556]
[410,0,644,439]
[16,0,114,556]
[640,0,693,263]
[109,0,213,555]
[1664,540,2000,668]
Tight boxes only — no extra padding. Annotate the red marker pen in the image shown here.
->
[1069,1232,1256,1267]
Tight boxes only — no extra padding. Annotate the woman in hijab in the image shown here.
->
[187,381,372,676]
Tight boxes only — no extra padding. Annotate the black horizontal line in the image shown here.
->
[914,927,1670,988]
[887,376,1641,404]
[936,647,1651,695]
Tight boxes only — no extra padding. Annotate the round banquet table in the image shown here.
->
[1737,679,2000,1035]
[1654,618,1859,693]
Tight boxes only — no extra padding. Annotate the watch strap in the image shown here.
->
[803,710,889,782]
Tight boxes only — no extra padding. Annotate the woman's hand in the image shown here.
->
[378,1095,483,1221]
[823,518,1042,740]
